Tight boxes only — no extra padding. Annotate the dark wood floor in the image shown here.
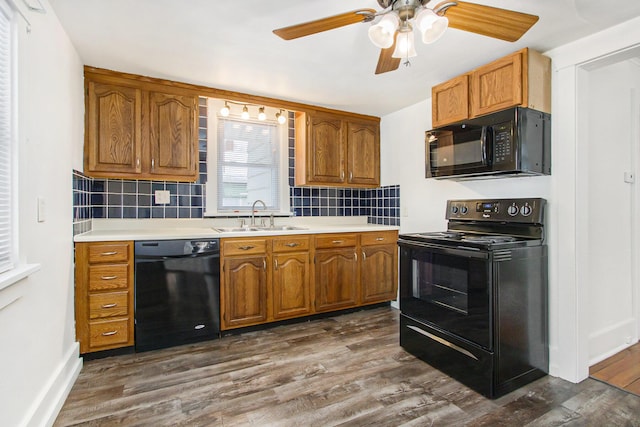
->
[590,342,640,396]
[55,307,640,426]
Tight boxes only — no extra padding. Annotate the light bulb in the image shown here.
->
[241,105,250,120]
[258,107,266,121]
[276,110,287,125]
[368,13,400,49]
[392,30,417,59]
[220,102,230,117]
[415,8,448,44]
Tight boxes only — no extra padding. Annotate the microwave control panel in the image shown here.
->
[446,198,545,223]
[492,122,513,165]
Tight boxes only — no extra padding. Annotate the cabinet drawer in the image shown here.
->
[315,234,358,249]
[88,243,130,263]
[89,291,129,319]
[88,264,129,291]
[361,231,398,246]
[272,236,310,253]
[89,319,130,348]
[223,239,267,256]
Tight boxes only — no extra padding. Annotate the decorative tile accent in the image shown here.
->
[72,170,92,235]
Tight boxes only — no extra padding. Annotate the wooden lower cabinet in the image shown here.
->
[221,238,269,330]
[75,241,134,354]
[272,235,311,320]
[360,231,398,304]
[219,231,398,331]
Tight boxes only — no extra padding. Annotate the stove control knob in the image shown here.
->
[460,205,468,215]
[507,205,519,216]
[520,205,532,216]
[451,206,459,214]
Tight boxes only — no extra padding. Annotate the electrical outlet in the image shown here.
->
[154,190,171,205]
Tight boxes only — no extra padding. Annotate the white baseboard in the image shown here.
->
[21,342,82,427]
[588,318,637,367]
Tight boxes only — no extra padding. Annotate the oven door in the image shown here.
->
[398,239,492,350]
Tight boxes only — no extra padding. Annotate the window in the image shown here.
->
[0,0,15,274]
[206,99,289,215]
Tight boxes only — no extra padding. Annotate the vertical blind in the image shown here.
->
[216,118,281,211]
[0,0,14,274]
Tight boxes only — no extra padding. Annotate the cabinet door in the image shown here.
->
[470,51,523,118]
[222,255,268,329]
[346,121,380,187]
[314,248,358,312]
[272,252,311,320]
[86,81,142,175]
[361,244,398,304]
[432,74,469,127]
[306,114,345,184]
[148,91,198,181]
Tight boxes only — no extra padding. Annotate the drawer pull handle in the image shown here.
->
[332,240,344,244]
[285,242,299,247]
[239,245,255,250]
[100,251,118,256]
[101,275,118,280]
[274,259,278,270]
[101,330,118,337]
[362,251,366,261]
[354,252,358,262]
[263,259,267,271]
[101,303,117,308]
[375,237,385,241]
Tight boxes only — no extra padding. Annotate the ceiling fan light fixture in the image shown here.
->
[392,28,417,59]
[415,8,448,44]
[368,13,400,48]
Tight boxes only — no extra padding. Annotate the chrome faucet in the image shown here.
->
[251,199,267,226]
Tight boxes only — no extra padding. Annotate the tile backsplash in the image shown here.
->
[72,104,400,235]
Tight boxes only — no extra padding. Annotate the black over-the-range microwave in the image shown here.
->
[425,107,551,179]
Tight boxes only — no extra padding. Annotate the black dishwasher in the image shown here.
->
[134,239,220,352]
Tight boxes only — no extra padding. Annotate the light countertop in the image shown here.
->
[73,217,399,242]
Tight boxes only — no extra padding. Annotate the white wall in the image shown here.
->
[0,1,84,426]
[380,16,640,383]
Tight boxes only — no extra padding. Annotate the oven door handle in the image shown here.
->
[406,325,479,361]
[398,240,489,259]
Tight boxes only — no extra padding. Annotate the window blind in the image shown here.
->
[216,118,281,212]
[0,0,14,274]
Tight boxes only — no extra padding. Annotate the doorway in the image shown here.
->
[576,50,640,370]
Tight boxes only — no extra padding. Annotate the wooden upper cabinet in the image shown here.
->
[432,48,550,127]
[295,111,380,188]
[148,91,198,179]
[431,74,470,128]
[346,120,380,186]
[84,68,198,182]
[86,81,142,174]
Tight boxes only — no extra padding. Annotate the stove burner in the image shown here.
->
[418,231,464,239]
[463,235,517,244]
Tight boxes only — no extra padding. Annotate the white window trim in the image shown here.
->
[204,98,291,216]
[0,0,40,293]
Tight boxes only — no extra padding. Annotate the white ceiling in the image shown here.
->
[48,0,640,117]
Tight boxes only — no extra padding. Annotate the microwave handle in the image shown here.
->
[481,126,494,166]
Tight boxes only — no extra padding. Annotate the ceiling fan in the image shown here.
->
[273,0,539,75]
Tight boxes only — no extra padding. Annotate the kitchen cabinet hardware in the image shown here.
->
[101,330,118,337]
[263,259,267,271]
[332,240,344,244]
[362,251,366,261]
[100,275,118,280]
[274,259,278,270]
[354,252,358,262]
[239,245,255,250]
[100,251,118,256]
[349,171,353,182]
[376,237,385,241]
[285,242,299,247]
[101,303,117,309]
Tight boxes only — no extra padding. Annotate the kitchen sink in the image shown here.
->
[212,225,307,233]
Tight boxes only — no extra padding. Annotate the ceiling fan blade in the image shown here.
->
[375,36,400,75]
[273,9,376,40]
[437,1,539,42]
